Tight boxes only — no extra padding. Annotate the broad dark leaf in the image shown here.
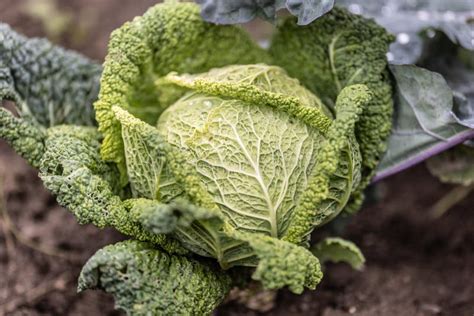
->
[196,0,334,25]
[0,24,101,167]
[374,64,474,181]
[0,23,101,127]
[419,34,474,128]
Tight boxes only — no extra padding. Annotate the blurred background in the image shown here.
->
[0,1,473,315]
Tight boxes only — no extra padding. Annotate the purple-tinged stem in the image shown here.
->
[372,129,474,183]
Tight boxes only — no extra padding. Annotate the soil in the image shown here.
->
[0,1,473,315]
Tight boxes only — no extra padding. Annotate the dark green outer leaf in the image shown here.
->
[0,108,45,168]
[0,23,101,127]
[79,240,231,316]
[374,64,474,181]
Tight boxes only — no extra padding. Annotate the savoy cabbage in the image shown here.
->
[1,2,473,315]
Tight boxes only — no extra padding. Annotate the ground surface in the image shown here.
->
[0,1,473,315]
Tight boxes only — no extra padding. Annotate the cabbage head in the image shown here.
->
[0,2,392,315]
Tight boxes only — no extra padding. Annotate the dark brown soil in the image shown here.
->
[1,1,473,315]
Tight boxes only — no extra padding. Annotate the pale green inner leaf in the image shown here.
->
[157,93,323,239]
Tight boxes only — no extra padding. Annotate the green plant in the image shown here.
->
[1,2,473,315]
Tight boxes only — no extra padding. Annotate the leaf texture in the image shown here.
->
[163,64,333,132]
[0,108,45,168]
[0,23,101,127]
[283,84,369,244]
[126,197,237,263]
[38,125,185,254]
[231,231,323,294]
[78,240,231,316]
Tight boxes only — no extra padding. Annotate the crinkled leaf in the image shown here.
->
[42,165,185,254]
[283,85,369,244]
[374,65,474,181]
[0,108,45,168]
[78,240,231,316]
[339,0,474,64]
[94,2,269,184]
[0,23,101,127]
[0,24,101,166]
[231,231,322,294]
[40,126,114,185]
[196,0,334,25]
[312,237,365,270]
[114,106,179,201]
[427,146,474,186]
[270,7,394,197]
[112,106,218,211]
[38,126,184,254]
[163,64,333,132]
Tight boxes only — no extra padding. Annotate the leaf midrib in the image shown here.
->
[227,119,279,238]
